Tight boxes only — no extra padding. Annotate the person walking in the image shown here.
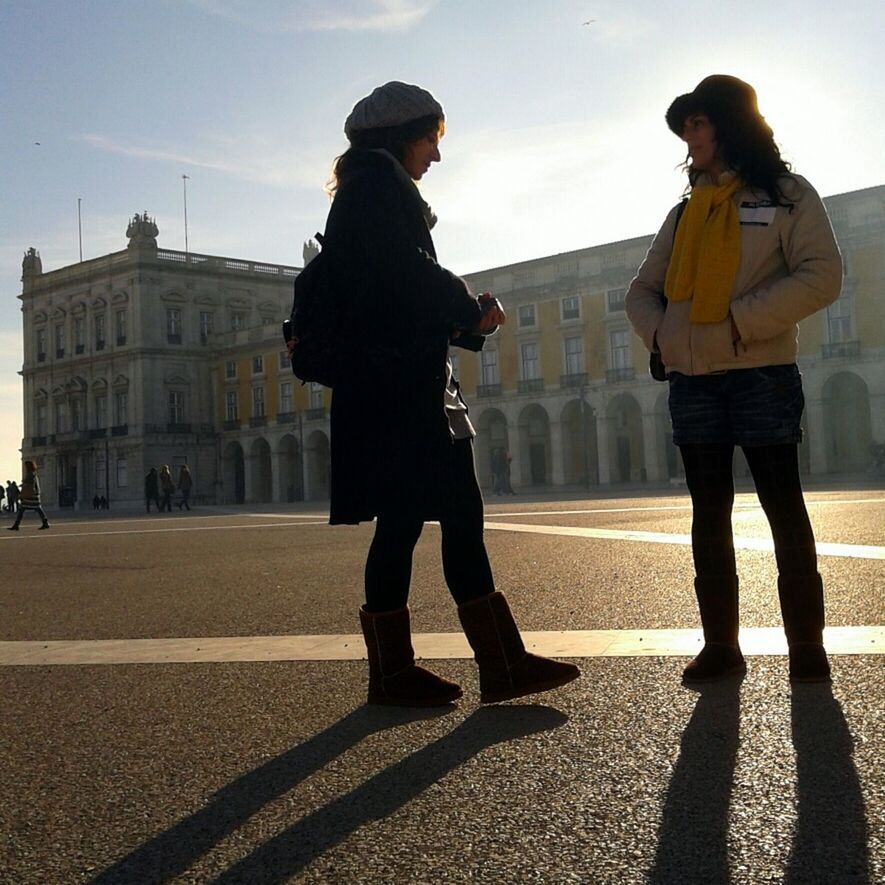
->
[625,75,842,684]
[7,461,49,530]
[158,465,175,513]
[310,81,580,706]
[7,480,20,514]
[144,467,161,513]
[177,464,193,510]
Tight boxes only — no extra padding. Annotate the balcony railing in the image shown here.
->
[306,407,326,420]
[223,420,240,431]
[276,411,297,424]
[560,372,587,389]
[110,424,128,436]
[167,423,192,434]
[606,367,636,384]
[88,428,107,440]
[75,345,85,354]
[822,340,860,359]
[167,333,182,345]
[476,384,502,398]
[31,436,47,447]
[249,416,267,428]
[517,378,544,394]
[116,336,126,346]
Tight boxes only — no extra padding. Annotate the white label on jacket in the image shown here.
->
[739,201,777,226]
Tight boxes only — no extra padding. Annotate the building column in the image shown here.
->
[507,423,524,490]
[641,410,663,482]
[870,392,885,444]
[549,420,565,486]
[75,451,86,510]
[271,449,285,503]
[596,415,611,485]
[243,453,254,503]
[806,396,827,474]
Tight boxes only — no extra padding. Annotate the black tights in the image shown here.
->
[680,443,818,578]
[364,439,495,612]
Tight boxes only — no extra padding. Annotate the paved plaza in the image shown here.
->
[1,489,883,883]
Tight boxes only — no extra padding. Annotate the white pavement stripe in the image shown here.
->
[0,521,330,540]
[483,522,885,560]
[0,627,881,666]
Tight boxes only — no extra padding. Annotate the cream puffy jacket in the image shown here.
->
[625,174,842,376]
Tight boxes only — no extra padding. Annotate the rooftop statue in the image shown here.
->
[127,212,159,248]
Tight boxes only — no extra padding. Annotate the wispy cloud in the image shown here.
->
[187,0,438,33]
[76,133,333,192]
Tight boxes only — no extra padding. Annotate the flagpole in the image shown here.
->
[77,198,83,262]
[182,174,190,258]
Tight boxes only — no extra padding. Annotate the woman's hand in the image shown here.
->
[478,292,506,334]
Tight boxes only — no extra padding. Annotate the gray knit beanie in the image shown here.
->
[344,81,444,140]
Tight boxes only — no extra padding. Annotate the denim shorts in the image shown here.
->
[668,364,805,447]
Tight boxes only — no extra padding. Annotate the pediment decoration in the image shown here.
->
[256,300,278,315]
[112,374,129,388]
[51,385,66,399]
[68,377,88,393]
[111,291,129,304]
[163,374,190,387]
[71,301,87,316]
[51,306,67,320]
[33,310,48,324]
[92,297,107,310]
[161,291,187,303]
[34,387,49,402]
[225,298,251,309]
[194,294,219,306]
[91,378,108,392]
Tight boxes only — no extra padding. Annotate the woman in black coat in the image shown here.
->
[322,81,580,706]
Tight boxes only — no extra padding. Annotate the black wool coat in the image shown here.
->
[323,150,484,525]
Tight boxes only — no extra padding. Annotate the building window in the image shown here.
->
[514,270,535,289]
[95,456,106,491]
[95,314,106,350]
[279,350,290,370]
[309,383,324,410]
[55,401,68,433]
[225,390,239,422]
[602,251,626,269]
[252,355,264,375]
[199,311,213,341]
[230,310,246,331]
[609,329,631,370]
[95,395,107,428]
[36,328,47,360]
[36,404,47,436]
[74,318,85,352]
[166,308,182,343]
[114,391,128,425]
[607,288,627,313]
[116,456,128,488]
[518,304,536,328]
[115,310,127,345]
[168,390,184,424]
[564,336,585,374]
[827,296,853,342]
[520,342,540,380]
[252,386,265,418]
[561,296,581,321]
[280,382,293,414]
[480,349,499,386]
[225,360,237,379]
[55,324,65,357]
[71,399,83,432]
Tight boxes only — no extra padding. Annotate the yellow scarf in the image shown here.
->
[664,177,742,323]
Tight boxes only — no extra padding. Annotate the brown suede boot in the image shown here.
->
[778,573,831,683]
[359,606,463,706]
[682,575,746,684]
[457,591,580,703]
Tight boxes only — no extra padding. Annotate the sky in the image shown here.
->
[1,0,884,487]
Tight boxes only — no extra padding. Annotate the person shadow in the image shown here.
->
[90,703,567,884]
[785,683,870,883]
[648,677,742,884]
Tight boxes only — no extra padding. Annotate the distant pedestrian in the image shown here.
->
[144,468,161,513]
[0,483,5,512]
[7,481,20,514]
[99,495,109,510]
[625,75,842,684]
[502,451,515,495]
[7,461,49,531]
[177,464,193,511]
[158,465,175,513]
[93,494,101,511]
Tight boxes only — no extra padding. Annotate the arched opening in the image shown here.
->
[278,434,303,502]
[250,437,273,503]
[517,404,551,487]
[560,399,597,486]
[306,430,331,500]
[606,394,644,483]
[822,372,872,472]
[222,441,245,504]
[475,408,510,491]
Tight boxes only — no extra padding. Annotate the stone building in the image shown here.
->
[17,185,885,507]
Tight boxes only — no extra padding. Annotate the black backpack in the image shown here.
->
[283,233,338,388]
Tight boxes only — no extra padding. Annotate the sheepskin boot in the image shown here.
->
[682,575,746,684]
[457,591,580,703]
[778,573,831,683]
[359,606,462,706]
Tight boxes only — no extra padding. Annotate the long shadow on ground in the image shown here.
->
[91,704,567,884]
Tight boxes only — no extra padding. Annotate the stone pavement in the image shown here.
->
[1,490,883,883]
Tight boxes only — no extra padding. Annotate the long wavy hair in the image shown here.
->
[684,105,794,205]
[327,114,444,195]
